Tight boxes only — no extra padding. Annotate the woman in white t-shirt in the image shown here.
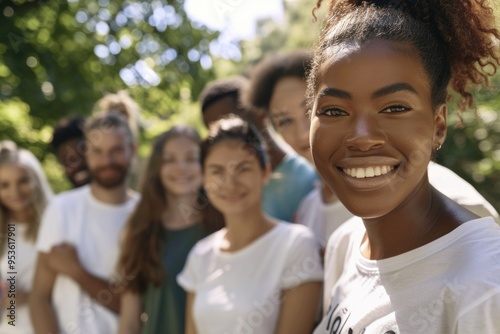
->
[0,141,53,333]
[177,115,323,334]
[307,0,500,332]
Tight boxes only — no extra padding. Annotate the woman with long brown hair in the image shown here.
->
[0,141,53,333]
[118,125,216,334]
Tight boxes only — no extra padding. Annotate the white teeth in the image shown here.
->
[365,167,375,177]
[356,168,365,178]
[343,165,395,178]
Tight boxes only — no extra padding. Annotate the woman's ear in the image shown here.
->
[433,104,447,150]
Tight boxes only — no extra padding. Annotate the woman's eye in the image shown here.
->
[317,107,348,116]
[276,118,292,128]
[381,105,411,113]
[237,167,250,173]
[19,178,30,185]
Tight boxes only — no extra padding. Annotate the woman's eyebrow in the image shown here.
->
[372,82,419,99]
[318,82,419,100]
[318,87,351,99]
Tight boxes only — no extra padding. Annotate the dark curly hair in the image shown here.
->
[199,76,249,114]
[50,116,85,151]
[307,0,500,115]
[242,50,312,113]
[201,114,268,171]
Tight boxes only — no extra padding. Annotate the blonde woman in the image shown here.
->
[0,141,53,333]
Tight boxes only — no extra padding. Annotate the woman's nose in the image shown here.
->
[344,114,385,151]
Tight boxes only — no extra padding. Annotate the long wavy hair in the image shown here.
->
[118,125,222,293]
[0,141,53,257]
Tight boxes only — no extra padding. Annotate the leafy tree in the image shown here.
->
[0,0,219,191]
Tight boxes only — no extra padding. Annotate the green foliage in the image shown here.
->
[0,0,218,191]
[230,0,325,69]
[436,75,500,212]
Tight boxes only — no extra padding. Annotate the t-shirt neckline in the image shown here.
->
[85,185,136,210]
[213,222,283,258]
[355,217,493,274]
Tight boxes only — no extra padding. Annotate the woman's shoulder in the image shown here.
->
[274,222,321,248]
[187,228,226,257]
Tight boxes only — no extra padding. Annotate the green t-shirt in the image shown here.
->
[141,223,206,334]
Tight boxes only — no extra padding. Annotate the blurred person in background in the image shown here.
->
[178,115,323,334]
[118,125,221,334]
[50,116,90,188]
[94,90,143,189]
[30,114,140,334]
[0,141,53,333]
[199,76,317,222]
[243,50,353,251]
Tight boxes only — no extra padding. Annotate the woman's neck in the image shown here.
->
[221,209,275,252]
[360,186,467,260]
[163,192,202,230]
[259,127,289,170]
[9,209,33,223]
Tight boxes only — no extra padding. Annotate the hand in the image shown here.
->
[47,243,84,279]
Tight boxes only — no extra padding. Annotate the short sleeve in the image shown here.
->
[280,227,323,290]
[36,199,66,253]
[456,290,500,333]
[176,246,199,293]
[323,217,362,312]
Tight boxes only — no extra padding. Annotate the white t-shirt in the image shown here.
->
[177,222,324,334]
[36,185,139,334]
[316,217,500,334]
[295,186,353,248]
[0,223,37,333]
[428,162,499,223]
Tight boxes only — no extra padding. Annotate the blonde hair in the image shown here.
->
[93,90,141,141]
[0,141,53,256]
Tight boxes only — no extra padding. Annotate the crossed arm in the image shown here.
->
[30,244,122,333]
[29,253,60,334]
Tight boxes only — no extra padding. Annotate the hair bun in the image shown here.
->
[0,140,18,155]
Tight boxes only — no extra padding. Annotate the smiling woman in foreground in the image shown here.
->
[307,0,500,333]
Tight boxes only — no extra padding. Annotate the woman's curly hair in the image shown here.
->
[307,0,500,115]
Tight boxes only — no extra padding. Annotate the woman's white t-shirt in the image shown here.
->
[295,186,353,248]
[177,222,323,334]
[316,217,500,334]
[0,223,36,333]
